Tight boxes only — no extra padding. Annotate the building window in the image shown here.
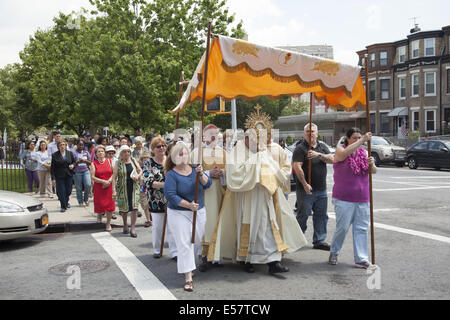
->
[369,80,376,101]
[412,111,420,131]
[424,38,435,56]
[379,51,388,66]
[399,77,406,99]
[412,73,419,97]
[370,53,376,68]
[412,40,419,59]
[380,112,390,133]
[447,69,450,94]
[425,109,436,132]
[398,46,406,63]
[370,113,376,133]
[425,72,436,96]
[380,79,390,100]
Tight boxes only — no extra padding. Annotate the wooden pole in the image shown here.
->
[192,21,212,244]
[159,71,186,257]
[308,93,313,185]
[364,54,376,264]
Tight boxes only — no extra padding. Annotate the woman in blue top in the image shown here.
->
[164,142,212,292]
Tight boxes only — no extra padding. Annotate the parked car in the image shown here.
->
[0,190,48,241]
[337,135,406,167]
[406,140,450,170]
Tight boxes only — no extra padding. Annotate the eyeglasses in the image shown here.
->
[155,145,167,149]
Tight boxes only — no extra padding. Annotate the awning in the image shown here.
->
[170,35,366,114]
[387,107,408,117]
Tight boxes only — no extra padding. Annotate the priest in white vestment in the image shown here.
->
[207,126,307,274]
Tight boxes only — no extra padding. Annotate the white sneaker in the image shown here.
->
[355,261,378,270]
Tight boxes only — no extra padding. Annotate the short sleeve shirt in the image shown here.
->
[292,140,330,191]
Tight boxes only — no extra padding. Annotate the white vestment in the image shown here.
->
[207,141,307,264]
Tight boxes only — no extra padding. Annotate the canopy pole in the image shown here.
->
[159,71,187,257]
[364,54,375,264]
[308,93,313,185]
[192,21,212,244]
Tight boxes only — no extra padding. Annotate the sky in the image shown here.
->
[1,0,449,68]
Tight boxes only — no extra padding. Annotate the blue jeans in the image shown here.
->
[296,189,328,245]
[73,171,91,204]
[330,198,369,264]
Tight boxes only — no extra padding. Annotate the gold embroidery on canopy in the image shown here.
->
[232,40,260,58]
[311,61,340,76]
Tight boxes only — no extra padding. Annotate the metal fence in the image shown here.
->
[0,141,28,193]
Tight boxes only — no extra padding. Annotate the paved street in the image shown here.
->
[1,165,449,300]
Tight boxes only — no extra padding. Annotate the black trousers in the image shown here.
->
[55,176,73,209]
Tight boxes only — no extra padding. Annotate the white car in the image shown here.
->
[0,190,48,241]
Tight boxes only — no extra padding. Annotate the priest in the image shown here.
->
[207,105,307,275]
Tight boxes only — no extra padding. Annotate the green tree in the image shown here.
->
[280,99,309,116]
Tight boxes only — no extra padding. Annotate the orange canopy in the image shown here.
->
[170,35,366,114]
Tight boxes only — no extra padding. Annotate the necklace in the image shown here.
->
[98,158,105,164]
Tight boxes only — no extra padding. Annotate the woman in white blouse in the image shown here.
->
[36,140,53,198]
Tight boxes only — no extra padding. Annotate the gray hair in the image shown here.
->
[134,136,145,144]
[304,123,318,132]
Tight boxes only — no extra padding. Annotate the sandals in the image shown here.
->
[144,220,152,228]
[184,280,194,292]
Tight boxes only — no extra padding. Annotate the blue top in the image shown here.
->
[164,167,212,211]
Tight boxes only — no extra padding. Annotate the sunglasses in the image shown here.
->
[113,145,120,148]
[155,145,167,149]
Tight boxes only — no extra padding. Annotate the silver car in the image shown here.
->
[0,190,48,241]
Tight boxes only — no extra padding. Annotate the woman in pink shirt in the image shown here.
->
[329,128,377,270]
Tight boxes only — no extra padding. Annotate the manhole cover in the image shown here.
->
[49,260,110,275]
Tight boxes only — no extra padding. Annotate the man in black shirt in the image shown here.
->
[292,123,334,250]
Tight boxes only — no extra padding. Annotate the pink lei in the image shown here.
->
[346,147,369,176]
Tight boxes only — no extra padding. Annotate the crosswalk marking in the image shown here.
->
[92,232,177,300]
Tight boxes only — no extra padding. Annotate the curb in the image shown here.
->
[43,222,122,234]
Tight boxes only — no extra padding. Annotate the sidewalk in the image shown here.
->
[35,192,150,233]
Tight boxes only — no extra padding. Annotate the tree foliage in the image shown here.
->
[11,0,245,137]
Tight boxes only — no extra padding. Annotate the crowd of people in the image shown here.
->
[17,123,377,292]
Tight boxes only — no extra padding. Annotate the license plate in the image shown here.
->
[41,215,49,225]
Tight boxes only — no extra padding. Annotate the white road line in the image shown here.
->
[372,185,450,192]
[328,212,450,244]
[372,179,429,188]
[92,232,177,300]
[389,176,450,179]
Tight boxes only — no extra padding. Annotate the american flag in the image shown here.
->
[401,118,407,137]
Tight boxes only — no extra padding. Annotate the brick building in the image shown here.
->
[357,25,450,138]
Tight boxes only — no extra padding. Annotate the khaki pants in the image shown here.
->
[38,170,52,195]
